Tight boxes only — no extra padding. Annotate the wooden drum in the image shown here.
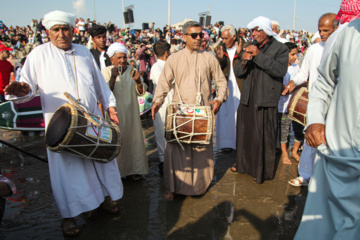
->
[45,103,122,163]
[165,104,214,145]
[288,87,309,126]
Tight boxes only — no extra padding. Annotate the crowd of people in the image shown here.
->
[1,0,360,238]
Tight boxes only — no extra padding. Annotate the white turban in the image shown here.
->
[43,10,75,30]
[107,42,128,58]
[247,16,276,37]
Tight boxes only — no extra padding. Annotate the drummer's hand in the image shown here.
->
[108,107,119,125]
[4,81,31,97]
[210,99,222,115]
[282,80,295,95]
[305,123,327,148]
[151,102,161,120]
[132,70,141,82]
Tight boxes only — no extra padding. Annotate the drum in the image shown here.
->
[288,87,309,126]
[165,104,214,145]
[138,91,153,116]
[45,103,122,163]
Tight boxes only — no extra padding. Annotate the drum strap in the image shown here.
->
[174,54,202,105]
[72,52,80,104]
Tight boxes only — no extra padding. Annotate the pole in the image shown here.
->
[168,0,171,30]
[293,0,296,31]
[94,0,96,20]
[122,0,126,28]
[0,139,48,163]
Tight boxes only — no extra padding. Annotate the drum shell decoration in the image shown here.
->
[45,103,122,163]
[165,104,214,144]
[288,87,309,126]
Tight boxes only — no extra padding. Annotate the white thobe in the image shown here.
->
[292,42,325,180]
[215,46,240,150]
[149,59,173,162]
[6,43,123,218]
[292,41,324,91]
[295,19,360,240]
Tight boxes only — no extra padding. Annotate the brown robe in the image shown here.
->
[153,47,227,195]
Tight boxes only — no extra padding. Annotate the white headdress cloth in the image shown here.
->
[43,10,75,30]
[247,16,276,37]
[107,42,128,58]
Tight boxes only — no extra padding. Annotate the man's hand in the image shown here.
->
[210,99,222,115]
[107,107,119,125]
[242,52,253,61]
[305,123,327,148]
[235,39,243,55]
[132,70,141,82]
[110,67,120,79]
[4,81,31,97]
[282,80,295,95]
[215,45,224,59]
[151,102,161,120]
[244,45,260,58]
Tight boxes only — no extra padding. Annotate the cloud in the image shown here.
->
[73,0,87,15]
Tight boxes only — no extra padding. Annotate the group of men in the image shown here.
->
[2,0,360,237]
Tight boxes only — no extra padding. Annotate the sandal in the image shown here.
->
[100,196,121,215]
[288,176,308,187]
[61,218,80,237]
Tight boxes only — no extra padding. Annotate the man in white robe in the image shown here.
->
[215,25,243,151]
[149,40,173,174]
[4,11,123,237]
[294,17,360,240]
[283,13,338,186]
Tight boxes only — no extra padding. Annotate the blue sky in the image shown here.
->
[1,0,340,33]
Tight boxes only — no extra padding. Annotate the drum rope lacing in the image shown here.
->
[168,54,211,150]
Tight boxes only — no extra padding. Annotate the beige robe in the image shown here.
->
[102,66,149,177]
[153,48,227,195]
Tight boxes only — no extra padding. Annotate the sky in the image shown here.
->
[1,0,341,33]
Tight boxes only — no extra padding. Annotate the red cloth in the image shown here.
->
[0,60,14,95]
[336,0,360,24]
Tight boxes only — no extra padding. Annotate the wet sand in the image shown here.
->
[0,118,307,240]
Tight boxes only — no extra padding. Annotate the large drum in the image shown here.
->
[288,87,309,126]
[165,104,214,145]
[45,103,122,163]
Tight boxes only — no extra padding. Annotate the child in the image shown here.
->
[278,42,304,164]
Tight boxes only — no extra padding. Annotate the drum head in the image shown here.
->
[45,106,72,147]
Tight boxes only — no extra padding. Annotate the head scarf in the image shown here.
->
[336,0,360,24]
[107,42,128,58]
[202,30,210,42]
[247,16,276,37]
[43,10,75,30]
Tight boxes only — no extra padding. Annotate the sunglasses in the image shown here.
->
[185,32,204,39]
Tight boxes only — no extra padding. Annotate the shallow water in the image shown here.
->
[0,118,307,240]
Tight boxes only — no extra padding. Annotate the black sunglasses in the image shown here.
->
[185,32,204,39]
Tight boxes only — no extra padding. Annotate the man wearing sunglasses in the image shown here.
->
[152,21,228,201]
[233,16,288,184]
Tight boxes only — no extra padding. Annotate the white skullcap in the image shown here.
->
[271,20,280,27]
[43,10,75,30]
[311,31,320,43]
[106,42,128,58]
[247,16,276,37]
